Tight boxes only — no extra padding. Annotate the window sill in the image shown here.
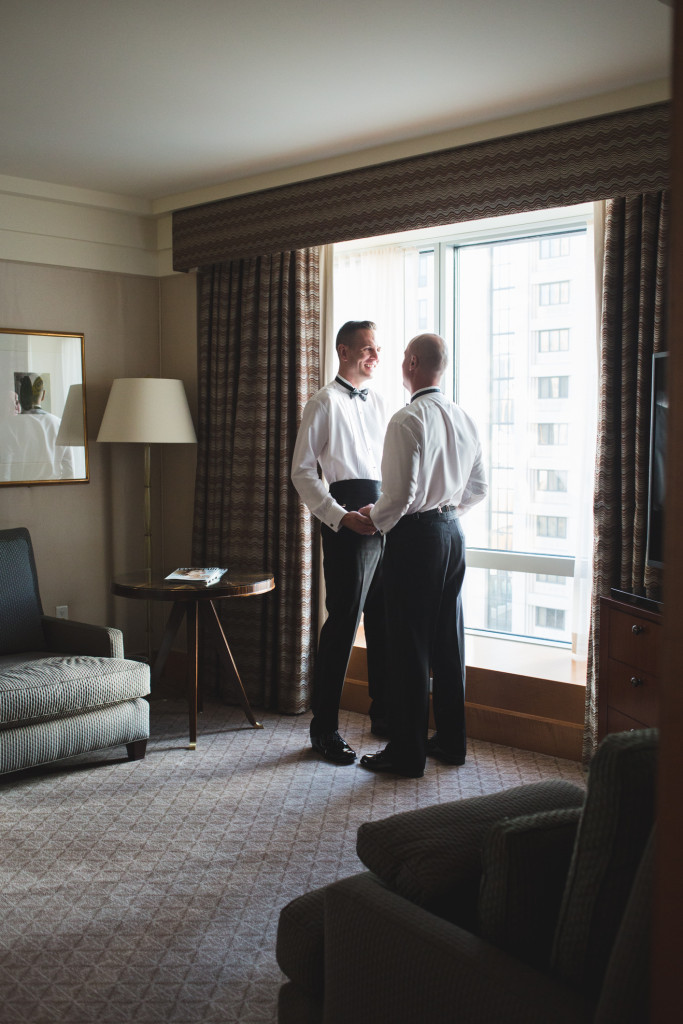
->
[464,632,587,686]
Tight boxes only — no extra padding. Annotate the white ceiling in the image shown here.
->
[0,0,673,203]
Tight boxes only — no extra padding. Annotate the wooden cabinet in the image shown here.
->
[598,596,662,739]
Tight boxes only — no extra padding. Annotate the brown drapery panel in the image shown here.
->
[584,192,668,761]
[173,104,669,270]
[192,249,320,713]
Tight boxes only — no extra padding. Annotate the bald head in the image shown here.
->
[402,333,448,393]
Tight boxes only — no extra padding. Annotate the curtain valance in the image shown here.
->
[173,103,670,271]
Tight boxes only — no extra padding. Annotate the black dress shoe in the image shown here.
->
[311,732,356,765]
[359,747,423,779]
[370,718,390,738]
[426,734,466,766]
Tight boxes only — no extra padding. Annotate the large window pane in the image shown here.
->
[334,207,597,650]
[463,566,572,644]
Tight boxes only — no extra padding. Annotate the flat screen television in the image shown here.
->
[646,351,667,569]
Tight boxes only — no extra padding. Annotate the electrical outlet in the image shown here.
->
[56,605,69,619]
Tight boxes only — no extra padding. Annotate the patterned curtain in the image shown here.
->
[584,193,668,761]
[192,249,320,713]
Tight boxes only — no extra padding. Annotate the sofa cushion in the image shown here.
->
[356,779,586,928]
[0,530,45,655]
[276,885,328,997]
[0,655,150,727]
[551,729,658,998]
[478,806,581,970]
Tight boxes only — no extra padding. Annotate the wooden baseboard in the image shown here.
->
[341,649,585,762]
[341,677,582,761]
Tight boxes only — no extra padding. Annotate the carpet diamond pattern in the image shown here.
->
[0,700,584,1023]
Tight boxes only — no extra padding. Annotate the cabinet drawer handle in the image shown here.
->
[631,625,644,635]
[630,676,644,688]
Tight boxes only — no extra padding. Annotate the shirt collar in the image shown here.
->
[410,386,441,403]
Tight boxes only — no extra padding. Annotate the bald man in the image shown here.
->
[358,333,487,778]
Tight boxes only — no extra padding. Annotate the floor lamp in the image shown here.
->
[97,377,197,662]
[55,382,87,479]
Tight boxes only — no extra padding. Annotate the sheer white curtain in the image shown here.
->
[570,212,601,659]
[333,244,407,416]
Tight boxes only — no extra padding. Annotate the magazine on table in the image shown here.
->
[165,567,227,587]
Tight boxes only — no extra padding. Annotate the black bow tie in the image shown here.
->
[336,377,368,401]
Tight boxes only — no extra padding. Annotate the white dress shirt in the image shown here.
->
[0,409,75,481]
[370,388,487,535]
[292,377,389,531]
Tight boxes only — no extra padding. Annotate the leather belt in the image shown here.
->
[401,504,457,521]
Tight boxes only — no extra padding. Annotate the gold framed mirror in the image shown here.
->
[0,328,88,485]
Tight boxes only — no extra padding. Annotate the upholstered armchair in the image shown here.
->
[0,526,150,775]
[277,728,656,1024]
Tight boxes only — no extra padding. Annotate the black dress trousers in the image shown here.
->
[382,508,467,774]
[310,479,387,737]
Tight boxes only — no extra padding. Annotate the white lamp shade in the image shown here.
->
[56,383,86,446]
[97,378,197,444]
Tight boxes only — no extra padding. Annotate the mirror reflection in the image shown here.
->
[0,329,88,485]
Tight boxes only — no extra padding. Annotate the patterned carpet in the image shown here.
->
[0,699,585,1023]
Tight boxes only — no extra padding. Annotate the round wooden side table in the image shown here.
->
[112,570,275,748]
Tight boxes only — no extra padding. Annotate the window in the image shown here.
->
[418,252,430,287]
[537,329,570,352]
[538,423,568,445]
[487,570,512,631]
[540,236,570,259]
[539,281,570,305]
[334,205,596,648]
[536,515,568,539]
[536,469,568,492]
[536,607,566,629]
[538,375,569,399]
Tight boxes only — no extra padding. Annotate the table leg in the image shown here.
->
[205,600,263,729]
[186,601,199,749]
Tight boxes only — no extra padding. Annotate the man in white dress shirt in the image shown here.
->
[358,333,487,778]
[292,321,391,765]
[0,374,74,481]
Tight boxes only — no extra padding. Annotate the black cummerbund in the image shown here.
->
[329,479,381,511]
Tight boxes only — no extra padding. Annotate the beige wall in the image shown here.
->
[0,259,198,656]
[158,272,198,585]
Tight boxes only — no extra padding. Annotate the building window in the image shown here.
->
[418,251,430,287]
[536,469,568,492]
[539,236,571,259]
[539,281,570,305]
[536,515,568,539]
[537,423,569,445]
[487,570,512,631]
[536,573,566,585]
[538,375,569,398]
[536,606,566,629]
[537,329,570,352]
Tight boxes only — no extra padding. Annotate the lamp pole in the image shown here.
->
[144,441,152,662]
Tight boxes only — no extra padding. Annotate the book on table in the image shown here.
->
[165,567,227,587]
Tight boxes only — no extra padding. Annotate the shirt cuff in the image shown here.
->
[326,501,348,532]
